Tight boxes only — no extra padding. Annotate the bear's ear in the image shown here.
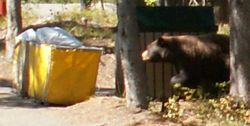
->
[157,37,165,46]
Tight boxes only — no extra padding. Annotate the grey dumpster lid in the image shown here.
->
[136,6,217,32]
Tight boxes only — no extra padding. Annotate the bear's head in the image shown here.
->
[141,36,175,62]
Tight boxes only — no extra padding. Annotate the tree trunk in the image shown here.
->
[80,0,87,10]
[229,0,250,100]
[116,0,148,110]
[100,0,104,10]
[6,0,22,60]
[115,33,125,97]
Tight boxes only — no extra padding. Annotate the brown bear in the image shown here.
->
[141,34,229,92]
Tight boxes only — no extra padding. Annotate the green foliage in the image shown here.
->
[162,82,250,125]
[208,95,250,124]
[148,101,162,112]
[173,81,230,101]
[19,1,116,44]
[65,23,113,39]
[52,8,116,41]
[144,0,157,6]
[173,83,209,101]
[162,95,250,125]
[163,96,183,122]
[21,5,38,25]
[54,7,117,26]
[217,23,230,36]
[215,81,230,97]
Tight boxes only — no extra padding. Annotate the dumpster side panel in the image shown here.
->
[28,44,50,101]
[46,48,102,105]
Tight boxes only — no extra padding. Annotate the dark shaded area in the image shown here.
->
[136,6,217,32]
[0,95,46,108]
[0,79,74,108]
[95,88,115,96]
[0,79,116,108]
[0,79,12,88]
[0,79,46,108]
[0,38,5,51]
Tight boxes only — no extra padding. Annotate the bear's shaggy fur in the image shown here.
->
[142,34,229,91]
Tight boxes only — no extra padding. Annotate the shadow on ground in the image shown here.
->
[0,78,46,108]
[0,79,116,108]
[95,88,116,96]
[0,38,5,51]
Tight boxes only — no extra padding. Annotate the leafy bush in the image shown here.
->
[173,81,230,100]
[208,95,250,124]
[163,96,183,122]
[162,82,250,125]
[144,0,157,6]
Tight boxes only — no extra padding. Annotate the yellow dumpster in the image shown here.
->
[15,42,102,105]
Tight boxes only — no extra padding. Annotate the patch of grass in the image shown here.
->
[52,7,116,42]
[60,21,114,39]
[22,4,39,26]
[20,3,116,44]
[54,7,117,26]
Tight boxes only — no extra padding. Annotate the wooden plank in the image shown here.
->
[154,62,163,100]
[154,32,163,39]
[145,32,155,98]
[139,33,146,51]
[180,32,189,35]
[172,32,181,36]
[189,32,199,35]
[163,63,173,99]
[198,32,206,35]
[154,32,164,100]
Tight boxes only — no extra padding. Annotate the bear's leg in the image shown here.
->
[170,70,189,85]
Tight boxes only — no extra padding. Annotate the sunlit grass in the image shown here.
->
[22,4,39,26]
[53,7,117,42]
[217,23,230,36]
[54,6,117,27]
